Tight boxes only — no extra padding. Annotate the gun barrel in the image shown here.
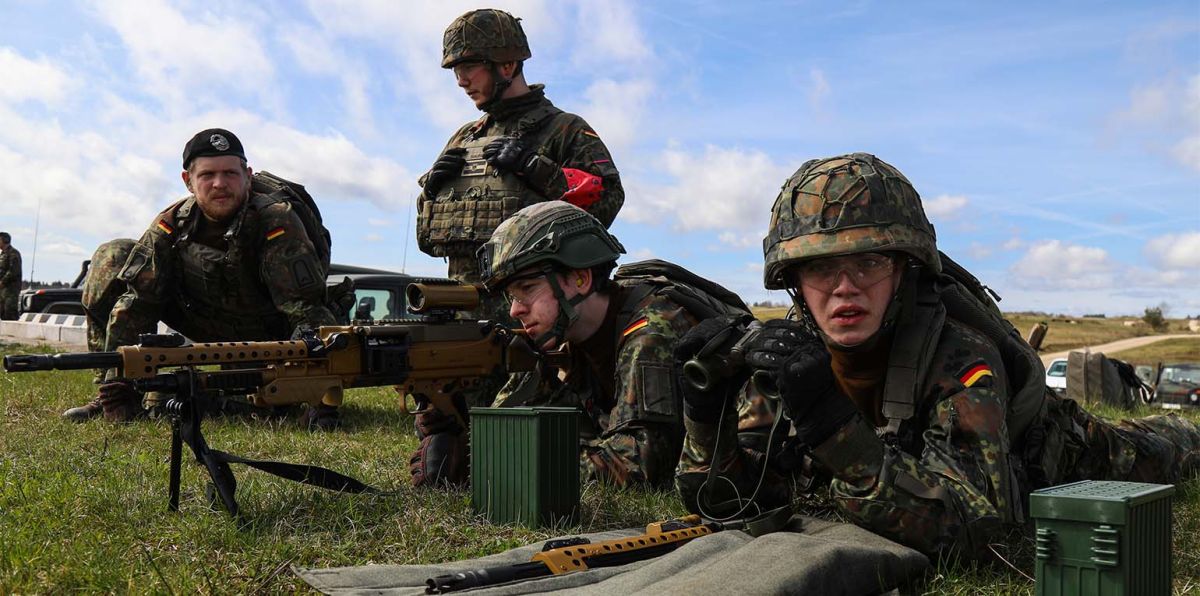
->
[407,282,480,314]
[3,351,123,373]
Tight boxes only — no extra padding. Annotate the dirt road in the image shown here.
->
[1040,334,1197,366]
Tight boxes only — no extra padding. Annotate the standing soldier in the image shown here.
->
[417,8,624,296]
[61,129,342,428]
[408,202,740,487]
[673,153,1200,560]
[0,232,22,320]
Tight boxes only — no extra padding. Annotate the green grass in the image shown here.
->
[2,340,1199,593]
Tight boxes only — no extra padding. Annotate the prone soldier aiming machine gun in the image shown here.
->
[3,281,562,518]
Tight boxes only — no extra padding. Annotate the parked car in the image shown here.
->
[18,260,89,316]
[1045,358,1067,396]
[1155,363,1200,409]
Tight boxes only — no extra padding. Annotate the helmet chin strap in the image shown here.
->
[789,261,920,354]
[532,266,590,349]
[478,61,514,112]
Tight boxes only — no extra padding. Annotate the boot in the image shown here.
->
[98,380,145,422]
[62,396,104,422]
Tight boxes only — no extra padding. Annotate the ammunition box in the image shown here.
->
[1031,480,1174,596]
[470,407,579,527]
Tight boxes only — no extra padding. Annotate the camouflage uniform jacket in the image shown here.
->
[494,284,694,488]
[677,317,1200,559]
[0,244,21,290]
[417,85,624,283]
[106,193,337,349]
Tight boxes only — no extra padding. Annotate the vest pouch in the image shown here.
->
[425,188,524,257]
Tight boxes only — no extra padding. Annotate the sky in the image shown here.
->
[0,0,1197,316]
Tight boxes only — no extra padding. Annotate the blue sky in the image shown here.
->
[0,0,1197,315]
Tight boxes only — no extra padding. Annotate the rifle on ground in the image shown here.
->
[425,515,723,593]
[2,281,564,518]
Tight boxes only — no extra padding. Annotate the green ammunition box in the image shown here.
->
[1030,480,1174,596]
[469,406,579,527]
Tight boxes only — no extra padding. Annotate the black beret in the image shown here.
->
[182,128,246,169]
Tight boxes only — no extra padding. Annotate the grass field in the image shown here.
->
[2,325,1199,593]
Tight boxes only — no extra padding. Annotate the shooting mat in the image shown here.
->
[294,515,929,595]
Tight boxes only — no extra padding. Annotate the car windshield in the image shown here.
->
[1161,364,1200,385]
[1047,361,1068,377]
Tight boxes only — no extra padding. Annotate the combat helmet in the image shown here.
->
[478,201,624,347]
[442,9,532,68]
[479,201,624,292]
[762,152,939,290]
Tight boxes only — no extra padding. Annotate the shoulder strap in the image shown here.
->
[881,276,945,436]
[515,104,564,138]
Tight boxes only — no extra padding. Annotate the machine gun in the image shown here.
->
[2,281,563,518]
[425,515,724,593]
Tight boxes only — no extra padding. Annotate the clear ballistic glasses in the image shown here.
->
[793,252,896,293]
[451,61,487,80]
[501,273,551,307]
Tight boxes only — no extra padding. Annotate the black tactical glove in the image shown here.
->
[744,320,857,447]
[98,379,143,422]
[482,136,561,194]
[482,136,534,174]
[673,315,755,424]
[409,432,469,487]
[421,147,467,197]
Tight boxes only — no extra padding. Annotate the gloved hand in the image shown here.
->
[413,406,462,439]
[421,147,467,196]
[673,315,755,423]
[482,136,534,174]
[98,379,143,422]
[744,320,857,446]
[409,432,469,487]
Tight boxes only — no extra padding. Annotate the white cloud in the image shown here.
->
[1009,240,1115,290]
[571,0,650,66]
[924,194,969,219]
[1002,237,1025,250]
[716,231,760,249]
[628,247,655,260]
[365,233,383,243]
[1144,232,1200,269]
[578,78,654,152]
[368,218,393,227]
[0,48,75,104]
[967,242,993,259]
[94,0,276,111]
[278,25,376,137]
[627,143,790,234]
[1109,72,1200,173]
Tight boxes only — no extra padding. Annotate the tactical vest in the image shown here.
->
[417,105,564,259]
[169,194,292,340]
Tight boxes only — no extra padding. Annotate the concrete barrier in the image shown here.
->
[1,316,170,349]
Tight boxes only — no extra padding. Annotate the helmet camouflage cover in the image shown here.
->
[762,152,939,289]
[478,201,625,292]
[442,8,532,68]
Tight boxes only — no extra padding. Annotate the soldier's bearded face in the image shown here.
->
[796,256,903,347]
[184,156,252,223]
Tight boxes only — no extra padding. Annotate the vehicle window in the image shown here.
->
[1162,365,1200,384]
[349,289,401,322]
[1047,361,1068,377]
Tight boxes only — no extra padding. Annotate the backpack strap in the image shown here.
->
[880,275,945,436]
[515,104,564,139]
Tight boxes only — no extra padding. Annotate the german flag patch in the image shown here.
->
[265,226,286,241]
[156,220,174,235]
[958,361,994,388]
[622,317,649,338]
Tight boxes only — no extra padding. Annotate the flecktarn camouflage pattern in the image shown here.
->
[417,86,625,283]
[442,9,531,68]
[762,152,939,289]
[495,285,696,487]
[0,243,22,320]
[106,186,337,350]
[81,238,136,353]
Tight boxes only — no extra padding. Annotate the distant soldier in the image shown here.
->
[409,202,738,488]
[417,8,625,295]
[673,153,1200,560]
[0,232,21,320]
[62,129,341,427]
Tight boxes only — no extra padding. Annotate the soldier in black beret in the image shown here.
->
[65,129,342,429]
